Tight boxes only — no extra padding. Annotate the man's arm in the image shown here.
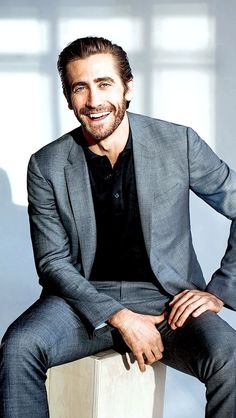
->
[27,153,124,332]
[168,128,236,329]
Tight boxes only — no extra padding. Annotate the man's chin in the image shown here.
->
[82,126,114,142]
[81,118,122,142]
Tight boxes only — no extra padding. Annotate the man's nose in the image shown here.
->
[86,88,102,108]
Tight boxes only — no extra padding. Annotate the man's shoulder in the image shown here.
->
[33,126,81,160]
[29,127,84,171]
[28,126,84,178]
[128,112,193,147]
[127,112,189,137]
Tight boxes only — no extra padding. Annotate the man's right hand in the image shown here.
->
[108,309,165,372]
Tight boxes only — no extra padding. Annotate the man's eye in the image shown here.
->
[73,85,86,93]
[100,83,111,88]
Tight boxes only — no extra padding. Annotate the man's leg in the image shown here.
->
[159,311,236,418]
[0,295,115,418]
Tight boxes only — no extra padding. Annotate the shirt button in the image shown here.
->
[114,192,120,199]
[105,174,112,180]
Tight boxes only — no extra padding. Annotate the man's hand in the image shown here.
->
[168,289,224,330]
[108,309,165,372]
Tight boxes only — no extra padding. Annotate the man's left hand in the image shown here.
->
[168,289,224,330]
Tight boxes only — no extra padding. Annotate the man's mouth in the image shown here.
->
[87,111,111,121]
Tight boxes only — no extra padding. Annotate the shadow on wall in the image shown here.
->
[0,168,40,339]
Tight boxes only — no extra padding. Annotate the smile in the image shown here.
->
[88,112,111,121]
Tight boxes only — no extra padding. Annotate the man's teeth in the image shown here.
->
[89,112,110,119]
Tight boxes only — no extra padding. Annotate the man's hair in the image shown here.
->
[57,36,133,108]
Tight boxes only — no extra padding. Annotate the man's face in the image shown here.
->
[65,53,133,142]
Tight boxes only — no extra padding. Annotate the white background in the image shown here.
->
[0,0,236,416]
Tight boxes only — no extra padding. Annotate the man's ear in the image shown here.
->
[63,88,72,110]
[125,79,134,102]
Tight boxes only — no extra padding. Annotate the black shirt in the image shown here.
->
[83,131,158,283]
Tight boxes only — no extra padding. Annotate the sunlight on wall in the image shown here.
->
[0,19,49,54]
[58,17,143,52]
[0,72,52,205]
[153,15,214,52]
[58,80,78,134]
[151,9,215,144]
[152,69,215,142]
[128,73,145,115]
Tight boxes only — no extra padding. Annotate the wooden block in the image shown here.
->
[46,350,166,418]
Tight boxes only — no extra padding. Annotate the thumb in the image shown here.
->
[153,312,166,324]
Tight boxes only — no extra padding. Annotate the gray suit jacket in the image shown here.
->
[27,112,236,331]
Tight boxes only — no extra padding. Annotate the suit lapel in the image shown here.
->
[64,132,96,278]
[129,113,157,257]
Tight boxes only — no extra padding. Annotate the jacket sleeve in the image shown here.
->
[27,153,124,333]
[187,127,236,309]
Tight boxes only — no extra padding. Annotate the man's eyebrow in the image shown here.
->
[94,77,115,84]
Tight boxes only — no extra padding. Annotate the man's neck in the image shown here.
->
[84,113,129,167]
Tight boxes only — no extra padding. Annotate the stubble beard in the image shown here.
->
[76,98,127,142]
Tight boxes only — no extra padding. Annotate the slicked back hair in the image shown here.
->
[57,36,133,108]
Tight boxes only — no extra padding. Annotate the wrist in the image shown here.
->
[107,308,131,329]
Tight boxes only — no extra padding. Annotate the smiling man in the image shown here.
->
[1,36,236,418]
[67,55,130,142]
[65,53,132,163]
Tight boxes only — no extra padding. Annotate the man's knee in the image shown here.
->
[209,334,236,365]
[0,323,47,368]
[197,314,236,381]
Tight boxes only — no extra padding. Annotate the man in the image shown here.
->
[1,36,236,418]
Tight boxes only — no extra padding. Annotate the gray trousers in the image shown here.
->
[0,281,236,418]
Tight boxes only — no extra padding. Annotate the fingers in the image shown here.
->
[169,291,201,321]
[168,290,224,330]
[155,334,164,354]
[191,304,208,318]
[135,346,164,372]
[132,331,164,372]
[169,289,189,306]
[149,345,164,363]
[169,295,206,330]
[136,351,146,372]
